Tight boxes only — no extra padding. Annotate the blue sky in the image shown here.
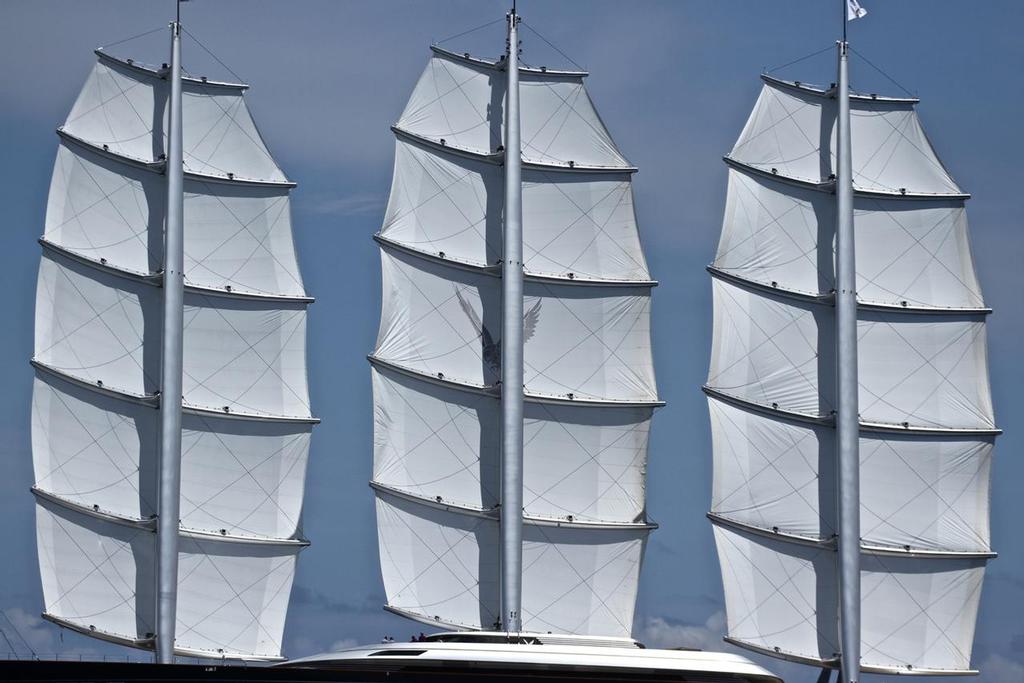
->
[0,1,1021,681]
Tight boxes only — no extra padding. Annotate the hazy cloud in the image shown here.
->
[635,611,726,651]
[303,193,385,217]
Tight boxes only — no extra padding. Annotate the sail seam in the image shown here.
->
[707,265,990,314]
[377,235,656,286]
[703,387,1000,436]
[373,482,656,530]
[723,156,970,200]
[57,129,296,188]
[392,126,637,173]
[40,239,313,302]
[370,355,664,407]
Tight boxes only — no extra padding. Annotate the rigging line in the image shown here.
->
[180,27,246,85]
[434,17,505,47]
[519,22,585,72]
[764,44,835,76]
[0,610,37,658]
[100,25,167,50]
[848,46,915,98]
[0,628,17,657]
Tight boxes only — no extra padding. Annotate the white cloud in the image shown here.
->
[329,638,359,651]
[1,607,57,654]
[303,193,384,217]
[635,611,726,651]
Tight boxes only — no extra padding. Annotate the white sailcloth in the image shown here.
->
[32,50,313,660]
[707,76,996,674]
[372,47,657,636]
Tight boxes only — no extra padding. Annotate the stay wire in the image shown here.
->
[849,45,915,97]
[181,26,246,85]
[520,21,585,72]
[100,25,167,50]
[435,17,505,47]
[765,44,835,75]
[0,610,37,658]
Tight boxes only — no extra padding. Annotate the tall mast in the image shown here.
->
[156,14,185,664]
[500,3,524,633]
[835,8,861,683]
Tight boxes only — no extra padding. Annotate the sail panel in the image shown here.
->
[708,278,832,416]
[714,523,985,672]
[730,82,961,196]
[181,294,310,419]
[857,312,993,430]
[375,490,645,635]
[175,538,299,658]
[180,418,311,540]
[709,396,834,540]
[716,168,984,309]
[376,248,656,401]
[183,182,304,297]
[375,490,498,630]
[710,396,992,553]
[382,138,500,268]
[372,365,651,523]
[383,139,648,281]
[396,54,629,169]
[44,141,304,298]
[521,524,645,637]
[34,252,158,397]
[45,141,162,276]
[32,373,157,521]
[36,497,156,642]
[63,56,286,183]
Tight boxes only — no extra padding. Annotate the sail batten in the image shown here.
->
[32,47,311,659]
[374,38,656,635]
[708,72,995,674]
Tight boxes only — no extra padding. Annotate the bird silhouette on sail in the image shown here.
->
[455,286,541,376]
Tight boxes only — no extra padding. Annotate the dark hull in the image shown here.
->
[0,659,777,683]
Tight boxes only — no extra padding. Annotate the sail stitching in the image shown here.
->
[857,320,988,428]
[187,183,302,295]
[181,303,308,415]
[519,285,652,400]
[859,439,988,551]
[857,201,981,307]
[51,151,155,262]
[174,549,292,652]
[717,172,827,286]
[374,374,493,505]
[523,526,636,633]
[178,422,306,537]
[524,407,646,520]
[851,108,960,194]
[381,502,486,615]
[711,283,823,412]
[711,401,824,536]
[861,554,981,667]
[34,388,146,508]
[43,512,145,623]
[718,529,836,647]
[529,174,646,277]
[39,264,153,389]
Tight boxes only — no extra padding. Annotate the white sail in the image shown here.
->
[707,76,996,674]
[373,46,657,635]
[375,490,646,636]
[31,50,313,659]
